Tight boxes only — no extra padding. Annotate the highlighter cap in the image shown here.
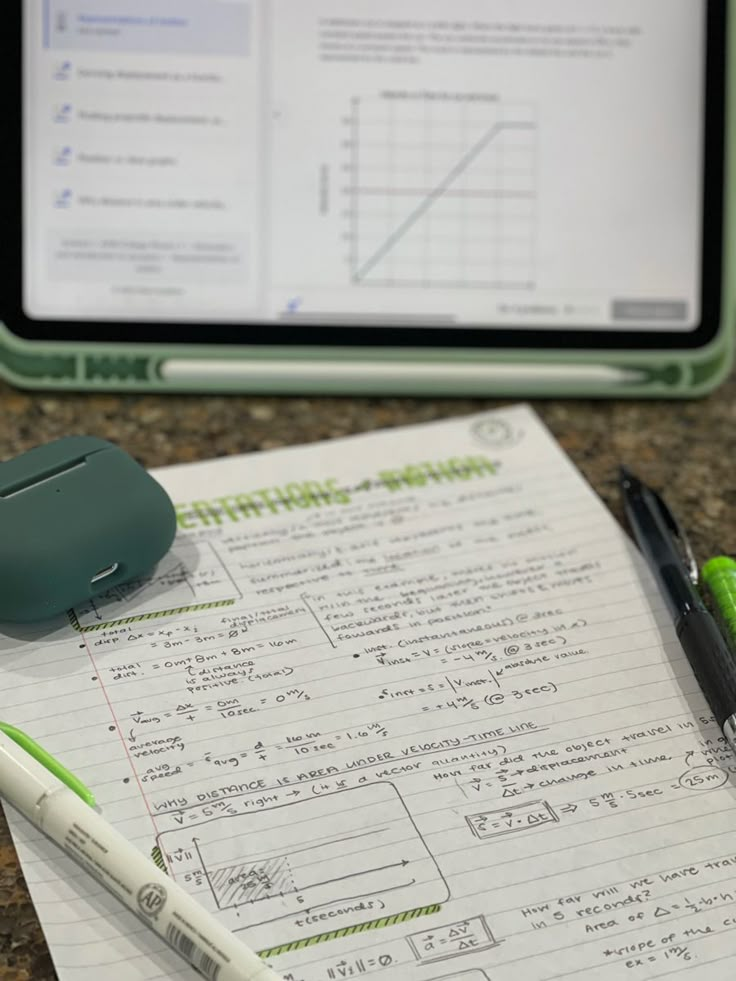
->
[702,555,736,582]
[0,436,176,623]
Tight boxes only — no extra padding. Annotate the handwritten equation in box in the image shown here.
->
[407,915,499,964]
[465,800,558,840]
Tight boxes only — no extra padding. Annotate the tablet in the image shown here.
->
[1,0,733,396]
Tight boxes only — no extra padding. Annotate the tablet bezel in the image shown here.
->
[1,0,727,353]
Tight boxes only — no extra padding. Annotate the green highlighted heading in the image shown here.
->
[175,455,497,530]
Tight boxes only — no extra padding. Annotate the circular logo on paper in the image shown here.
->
[137,882,167,918]
[470,417,523,449]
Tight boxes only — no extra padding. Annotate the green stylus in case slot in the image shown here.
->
[0,436,176,623]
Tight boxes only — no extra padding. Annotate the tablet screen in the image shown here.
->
[22,0,708,333]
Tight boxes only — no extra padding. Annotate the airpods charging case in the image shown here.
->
[0,436,177,623]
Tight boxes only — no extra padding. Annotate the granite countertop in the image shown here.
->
[0,375,734,979]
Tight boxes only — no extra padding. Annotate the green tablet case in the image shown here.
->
[1,15,732,399]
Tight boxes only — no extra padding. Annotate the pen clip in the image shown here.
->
[0,722,96,807]
[648,486,700,585]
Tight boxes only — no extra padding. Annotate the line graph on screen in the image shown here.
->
[344,92,538,290]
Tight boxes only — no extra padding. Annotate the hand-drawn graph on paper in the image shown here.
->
[70,540,241,630]
[345,92,537,289]
[158,783,448,956]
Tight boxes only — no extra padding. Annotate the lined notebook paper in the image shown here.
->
[2,405,736,981]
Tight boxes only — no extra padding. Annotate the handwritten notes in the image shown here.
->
[2,405,736,980]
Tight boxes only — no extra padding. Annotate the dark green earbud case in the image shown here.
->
[0,436,176,623]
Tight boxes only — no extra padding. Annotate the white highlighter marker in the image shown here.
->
[0,725,281,981]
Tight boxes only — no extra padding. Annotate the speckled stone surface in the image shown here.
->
[0,374,735,979]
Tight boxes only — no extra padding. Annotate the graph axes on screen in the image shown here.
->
[352,118,536,284]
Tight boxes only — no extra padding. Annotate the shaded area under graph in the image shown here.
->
[348,94,537,289]
[71,540,241,630]
[158,783,448,953]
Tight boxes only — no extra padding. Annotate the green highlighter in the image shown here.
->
[701,556,736,655]
[0,722,95,806]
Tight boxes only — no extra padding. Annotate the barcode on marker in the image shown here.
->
[165,923,221,980]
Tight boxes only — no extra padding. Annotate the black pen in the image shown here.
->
[619,466,736,753]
